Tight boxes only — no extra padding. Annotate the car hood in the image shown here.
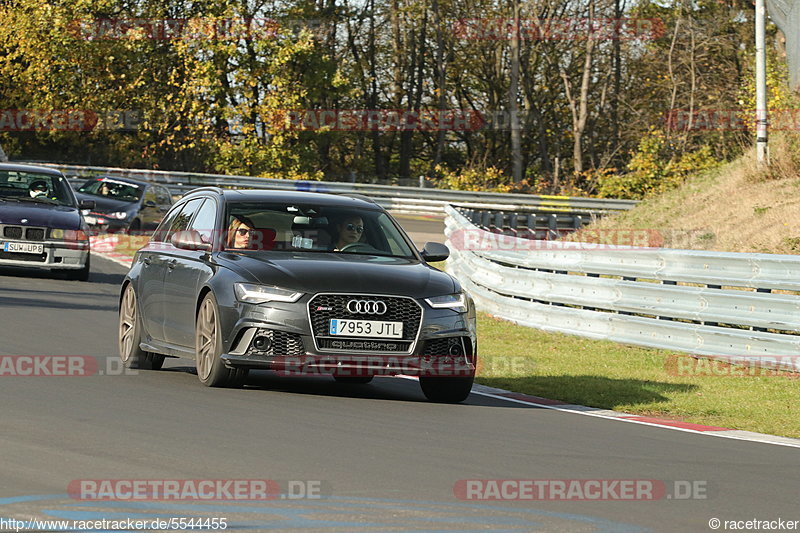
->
[0,200,82,230]
[216,252,457,297]
[74,192,136,213]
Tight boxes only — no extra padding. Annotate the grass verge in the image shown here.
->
[475,312,800,438]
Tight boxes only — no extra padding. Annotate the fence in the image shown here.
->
[444,205,800,369]
[31,162,636,216]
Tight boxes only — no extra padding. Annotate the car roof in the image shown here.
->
[183,188,382,210]
[0,163,64,176]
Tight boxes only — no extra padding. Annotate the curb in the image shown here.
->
[89,235,134,267]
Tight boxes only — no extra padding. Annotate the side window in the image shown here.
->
[164,198,202,244]
[151,203,185,243]
[188,199,218,245]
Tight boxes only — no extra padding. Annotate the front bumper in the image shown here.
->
[0,241,89,270]
[218,298,477,377]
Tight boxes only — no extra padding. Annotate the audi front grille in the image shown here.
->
[307,293,423,354]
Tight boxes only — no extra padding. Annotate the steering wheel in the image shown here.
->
[340,242,374,253]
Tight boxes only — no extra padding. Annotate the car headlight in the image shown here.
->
[425,293,467,312]
[50,229,89,243]
[108,211,128,220]
[234,283,303,304]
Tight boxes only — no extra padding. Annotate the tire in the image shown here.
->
[64,253,91,281]
[119,284,153,369]
[195,293,247,388]
[333,375,374,384]
[419,376,474,403]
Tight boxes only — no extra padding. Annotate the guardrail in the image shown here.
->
[35,163,636,216]
[444,205,800,369]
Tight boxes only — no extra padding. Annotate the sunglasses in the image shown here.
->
[346,224,364,233]
[235,228,252,236]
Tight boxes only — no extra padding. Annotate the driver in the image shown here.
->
[29,180,49,198]
[227,214,255,249]
[334,216,365,251]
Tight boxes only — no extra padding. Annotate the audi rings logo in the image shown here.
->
[347,299,388,315]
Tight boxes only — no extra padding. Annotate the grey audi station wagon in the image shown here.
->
[119,188,477,402]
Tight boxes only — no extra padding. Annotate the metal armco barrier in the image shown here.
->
[444,205,800,369]
[37,163,637,215]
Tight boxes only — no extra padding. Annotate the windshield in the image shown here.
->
[0,170,76,207]
[78,178,142,202]
[224,202,416,258]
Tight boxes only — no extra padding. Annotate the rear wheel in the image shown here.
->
[119,284,163,369]
[419,376,474,403]
[195,293,247,387]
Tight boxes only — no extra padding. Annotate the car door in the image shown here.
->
[137,200,195,343]
[160,197,212,347]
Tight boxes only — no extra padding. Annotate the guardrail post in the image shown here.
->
[494,212,504,233]
[547,214,558,240]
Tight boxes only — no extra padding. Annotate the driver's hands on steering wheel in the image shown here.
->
[339,242,375,253]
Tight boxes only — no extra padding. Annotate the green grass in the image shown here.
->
[475,312,800,438]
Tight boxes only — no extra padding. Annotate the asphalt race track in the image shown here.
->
[0,252,798,532]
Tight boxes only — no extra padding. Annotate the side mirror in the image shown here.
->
[143,200,157,208]
[171,229,212,252]
[79,199,95,210]
[420,242,450,262]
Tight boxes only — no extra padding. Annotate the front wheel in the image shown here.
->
[195,293,247,387]
[419,376,474,403]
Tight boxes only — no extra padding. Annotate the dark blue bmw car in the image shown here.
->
[0,163,92,280]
